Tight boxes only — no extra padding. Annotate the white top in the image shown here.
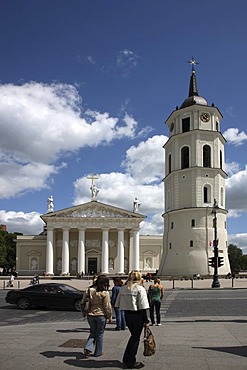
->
[115,283,149,311]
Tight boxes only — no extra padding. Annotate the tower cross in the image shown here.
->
[187,56,199,71]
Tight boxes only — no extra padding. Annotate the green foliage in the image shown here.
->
[228,244,246,272]
[0,230,17,271]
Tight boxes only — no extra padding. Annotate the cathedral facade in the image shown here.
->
[15,198,163,276]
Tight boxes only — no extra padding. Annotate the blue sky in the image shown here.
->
[0,1,247,253]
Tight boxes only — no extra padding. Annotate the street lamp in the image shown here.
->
[211,199,220,288]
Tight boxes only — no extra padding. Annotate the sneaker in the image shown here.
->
[84,349,91,357]
[130,362,142,369]
[157,323,162,326]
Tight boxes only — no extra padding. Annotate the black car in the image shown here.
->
[5,283,83,311]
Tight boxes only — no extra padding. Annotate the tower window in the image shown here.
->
[203,145,211,167]
[203,185,211,203]
[216,121,219,131]
[169,243,172,249]
[220,150,223,169]
[191,219,195,227]
[181,146,189,169]
[171,222,174,229]
[190,240,193,247]
[168,154,172,174]
[182,117,190,133]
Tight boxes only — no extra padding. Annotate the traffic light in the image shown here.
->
[208,257,216,267]
[218,256,224,267]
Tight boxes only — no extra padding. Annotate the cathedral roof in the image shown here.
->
[180,66,208,109]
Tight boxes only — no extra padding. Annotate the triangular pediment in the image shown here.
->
[41,201,145,221]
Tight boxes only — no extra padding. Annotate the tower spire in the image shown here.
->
[187,57,199,97]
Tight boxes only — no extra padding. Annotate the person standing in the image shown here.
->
[115,270,149,369]
[81,274,112,357]
[148,278,164,326]
[111,277,126,331]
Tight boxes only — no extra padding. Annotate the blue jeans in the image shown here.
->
[114,307,126,330]
[85,315,106,356]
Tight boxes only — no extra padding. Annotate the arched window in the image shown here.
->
[203,145,211,167]
[181,146,189,169]
[168,154,172,174]
[203,185,211,203]
[220,150,223,169]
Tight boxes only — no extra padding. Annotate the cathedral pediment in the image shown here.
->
[41,201,145,222]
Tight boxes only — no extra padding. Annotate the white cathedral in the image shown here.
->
[16,61,231,276]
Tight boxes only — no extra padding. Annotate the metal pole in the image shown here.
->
[212,199,220,288]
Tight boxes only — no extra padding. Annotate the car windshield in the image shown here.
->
[59,284,80,292]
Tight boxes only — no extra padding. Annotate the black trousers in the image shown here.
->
[123,311,145,367]
[150,300,161,324]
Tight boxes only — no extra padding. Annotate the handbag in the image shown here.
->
[143,326,156,356]
[81,288,91,317]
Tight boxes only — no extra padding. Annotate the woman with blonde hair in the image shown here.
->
[115,270,149,369]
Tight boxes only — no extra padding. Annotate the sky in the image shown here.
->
[0,0,247,254]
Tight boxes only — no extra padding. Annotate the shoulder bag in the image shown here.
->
[81,288,91,317]
[143,326,156,356]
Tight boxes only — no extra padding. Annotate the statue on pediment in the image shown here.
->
[133,197,140,212]
[91,184,99,200]
[47,195,54,213]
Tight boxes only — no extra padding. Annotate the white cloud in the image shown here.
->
[0,210,43,235]
[0,82,142,199]
[226,166,247,210]
[225,161,240,176]
[0,162,64,199]
[121,135,167,183]
[115,49,141,77]
[223,128,247,146]
[73,172,164,216]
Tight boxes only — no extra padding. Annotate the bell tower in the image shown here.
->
[159,59,231,276]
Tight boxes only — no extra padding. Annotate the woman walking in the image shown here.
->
[81,274,112,357]
[115,270,149,369]
[148,278,164,326]
[111,277,126,330]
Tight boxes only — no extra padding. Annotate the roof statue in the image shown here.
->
[87,174,99,201]
[133,197,140,213]
[47,195,54,213]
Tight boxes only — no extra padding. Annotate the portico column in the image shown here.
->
[117,229,125,274]
[78,228,85,275]
[46,228,54,275]
[62,228,70,275]
[132,228,140,271]
[102,229,109,274]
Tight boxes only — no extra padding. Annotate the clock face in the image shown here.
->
[170,122,174,132]
[200,113,210,122]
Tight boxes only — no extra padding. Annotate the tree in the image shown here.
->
[228,244,243,272]
[0,230,17,273]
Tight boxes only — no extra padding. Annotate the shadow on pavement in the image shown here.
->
[193,346,247,358]
[170,319,247,323]
[40,351,124,368]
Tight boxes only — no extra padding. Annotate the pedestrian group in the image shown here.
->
[80,271,163,369]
